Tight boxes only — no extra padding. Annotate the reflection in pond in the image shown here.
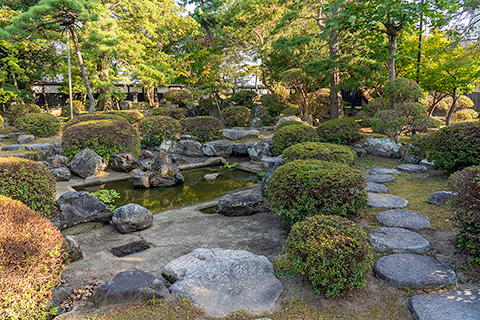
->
[78,167,258,213]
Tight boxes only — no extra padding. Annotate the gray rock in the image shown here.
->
[0,134,8,140]
[368,227,430,254]
[17,134,34,144]
[203,173,220,181]
[366,182,389,193]
[248,140,272,161]
[369,168,400,175]
[52,141,63,155]
[216,193,270,216]
[131,171,150,188]
[364,136,402,158]
[402,144,425,164]
[202,140,232,157]
[232,144,251,156]
[89,270,169,307]
[138,158,155,171]
[374,254,457,289]
[149,164,185,188]
[68,148,108,178]
[223,129,260,140]
[250,117,263,127]
[159,140,178,153]
[375,209,431,231]
[178,140,204,157]
[407,289,480,320]
[52,154,70,168]
[112,203,153,233]
[261,169,274,195]
[110,152,140,172]
[138,149,155,159]
[25,143,52,152]
[420,159,435,170]
[261,155,283,171]
[397,164,427,173]
[275,116,304,129]
[162,248,283,318]
[1,144,23,151]
[352,147,368,157]
[366,174,395,184]
[171,153,186,164]
[54,191,113,230]
[65,235,83,262]
[367,193,408,209]
[428,191,457,205]
[51,167,72,181]
[150,151,173,171]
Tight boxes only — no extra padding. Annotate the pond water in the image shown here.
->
[78,167,258,213]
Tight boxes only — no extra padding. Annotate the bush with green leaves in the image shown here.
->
[0,157,57,218]
[316,118,362,145]
[363,98,387,117]
[221,106,251,127]
[285,215,374,297]
[226,90,256,108]
[64,113,124,129]
[276,120,303,131]
[260,93,287,116]
[132,101,150,110]
[412,114,442,132]
[163,89,193,107]
[170,108,186,120]
[266,160,368,226]
[8,103,41,122]
[60,100,84,117]
[151,107,170,116]
[14,113,61,137]
[281,106,301,116]
[184,116,224,143]
[88,189,120,212]
[102,110,145,124]
[198,97,216,115]
[138,116,183,146]
[62,120,141,163]
[451,109,478,124]
[384,77,424,105]
[282,142,355,166]
[271,124,320,156]
[307,88,330,120]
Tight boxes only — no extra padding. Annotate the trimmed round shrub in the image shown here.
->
[363,98,387,116]
[8,103,41,122]
[151,107,171,116]
[276,119,304,131]
[62,120,141,162]
[138,116,183,146]
[370,109,407,140]
[198,97,216,115]
[64,113,124,129]
[316,118,362,145]
[226,90,256,109]
[260,93,287,116]
[281,106,301,116]
[0,157,57,218]
[103,110,145,124]
[384,77,424,104]
[0,196,66,319]
[271,124,320,156]
[412,114,442,132]
[132,101,150,110]
[170,108,186,120]
[426,121,480,173]
[285,215,374,297]
[282,142,355,166]
[451,109,478,124]
[222,106,251,127]
[163,89,193,106]
[266,160,368,226]
[184,116,224,143]
[14,113,61,137]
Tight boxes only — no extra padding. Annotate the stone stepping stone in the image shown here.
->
[1,144,22,151]
[397,164,427,173]
[428,191,457,205]
[369,168,400,175]
[374,254,457,289]
[368,227,430,254]
[366,174,395,184]
[367,182,389,193]
[25,143,52,152]
[407,289,480,320]
[368,193,408,209]
[375,209,431,231]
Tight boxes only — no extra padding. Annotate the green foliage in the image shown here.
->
[281,106,301,116]
[225,90,256,108]
[132,102,151,110]
[285,215,374,297]
[370,109,407,140]
[184,116,224,143]
[316,118,362,145]
[384,77,424,105]
[64,113,124,129]
[266,160,368,226]
[451,109,479,124]
[8,103,41,122]
[198,97,217,114]
[412,114,442,132]
[14,113,61,137]
[60,100,85,117]
[0,115,4,127]
[271,124,320,156]
[163,89,193,107]
[88,189,120,211]
[282,142,355,166]
[260,93,287,116]
[363,98,387,117]
[0,157,57,218]
[222,162,238,169]
[221,106,251,127]
[102,110,145,124]
[151,107,171,116]
[276,120,303,130]
[138,116,184,146]
[307,89,330,120]
[62,120,141,163]
[170,108,186,120]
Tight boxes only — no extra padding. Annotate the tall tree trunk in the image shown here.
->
[445,88,458,126]
[356,87,374,103]
[69,27,96,114]
[202,21,215,46]
[328,27,343,119]
[97,54,114,111]
[144,88,156,108]
[385,23,404,83]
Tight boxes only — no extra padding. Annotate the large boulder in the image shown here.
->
[17,134,34,144]
[110,152,140,172]
[261,155,283,171]
[53,191,113,230]
[51,154,70,168]
[162,248,283,318]
[223,129,260,141]
[112,203,153,233]
[216,193,270,216]
[364,136,402,158]
[51,167,72,182]
[402,144,425,164]
[1,144,22,151]
[202,140,233,157]
[68,148,108,178]
[149,164,184,188]
[131,171,150,188]
[232,144,251,157]
[248,140,272,161]
[178,140,203,157]
[25,143,52,152]
[159,140,179,153]
[275,116,304,129]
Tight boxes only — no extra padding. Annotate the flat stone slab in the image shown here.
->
[367,182,389,193]
[375,209,431,231]
[365,174,395,184]
[428,191,457,205]
[407,289,480,320]
[1,144,22,151]
[374,254,457,289]
[369,168,400,175]
[368,227,430,254]
[368,193,408,209]
[397,164,427,173]
[25,143,52,152]
[223,129,260,140]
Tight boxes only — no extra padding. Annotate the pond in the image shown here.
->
[78,167,258,213]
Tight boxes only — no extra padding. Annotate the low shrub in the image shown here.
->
[132,101,150,110]
[307,88,330,120]
[170,108,186,120]
[163,89,193,107]
[260,93,287,116]
[62,120,141,162]
[451,109,478,124]
[363,98,387,117]
[0,157,57,218]
[14,113,61,137]
[0,196,66,319]
[276,119,304,131]
[64,113,124,129]
[281,106,301,116]
[151,107,171,116]
[198,97,216,115]
[383,77,424,104]
[285,215,374,297]
[222,106,251,127]
[226,90,256,108]
[266,160,368,226]
[103,110,145,124]
[370,109,407,140]
[8,103,41,122]
[60,100,84,117]
[184,116,224,143]
[271,124,320,156]
[412,114,442,132]
[316,118,362,145]
[138,116,183,146]
[282,142,355,166]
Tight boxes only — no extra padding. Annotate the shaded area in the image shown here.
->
[110,240,151,258]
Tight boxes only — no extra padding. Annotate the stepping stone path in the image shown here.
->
[366,182,389,193]
[374,254,457,289]
[375,209,431,231]
[366,174,395,184]
[396,164,427,173]
[407,289,480,320]
[369,168,400,175]
[368,227,430,254]
[428,191,457,205]
[25,143,51,152]
[1,144,22,151]
[367,193,408,209]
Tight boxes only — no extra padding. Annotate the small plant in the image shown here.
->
[222,162,239,169]
[257,171,265,179]
[88,189,120,211]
